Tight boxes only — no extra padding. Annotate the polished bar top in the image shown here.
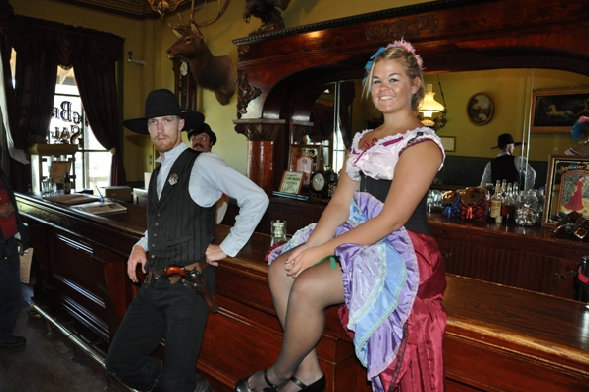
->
[444,275,589,369]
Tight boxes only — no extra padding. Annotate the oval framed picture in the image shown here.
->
[467,93,494,125]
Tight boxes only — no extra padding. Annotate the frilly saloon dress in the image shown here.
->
[268,127,447,392]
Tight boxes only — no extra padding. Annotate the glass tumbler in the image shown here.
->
[270,220,287,246]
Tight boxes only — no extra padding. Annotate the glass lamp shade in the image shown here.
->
[419,84,445,114]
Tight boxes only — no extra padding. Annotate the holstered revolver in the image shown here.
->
[165,260,218,313]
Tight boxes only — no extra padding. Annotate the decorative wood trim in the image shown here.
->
[236,70,262,118]
[233,118,285,141]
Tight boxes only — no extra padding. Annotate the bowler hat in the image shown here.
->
[187,122,216,146]
[123,89,204,135]
[491,133,522,149]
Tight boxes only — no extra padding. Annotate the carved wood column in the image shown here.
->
[233,118,286,192]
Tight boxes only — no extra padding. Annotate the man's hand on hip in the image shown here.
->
[205,244,226,267]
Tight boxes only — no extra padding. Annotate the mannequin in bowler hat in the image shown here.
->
[481,133,536,190]
[184,121,229,224]
[105,89,268,392]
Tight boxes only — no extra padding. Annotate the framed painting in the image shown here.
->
[466,93,494,125]
[531,87,589,133]
[439,136,456,152]
[543,155,589,226]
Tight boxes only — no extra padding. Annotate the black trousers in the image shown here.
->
[106,266,214,392]
[0,237,21,343]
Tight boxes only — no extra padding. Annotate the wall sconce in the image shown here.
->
[127,51,146,66]
[419,81,447,132]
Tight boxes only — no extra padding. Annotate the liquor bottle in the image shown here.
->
[502,182,516,222]
[63,172,72,195]
[489,180,503,223]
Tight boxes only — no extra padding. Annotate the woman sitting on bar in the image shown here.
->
[234,40,447,392]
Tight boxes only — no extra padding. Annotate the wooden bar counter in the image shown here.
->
[15,193,589,391]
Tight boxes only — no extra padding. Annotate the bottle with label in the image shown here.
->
[489,180,503,223]
[63,172,72,195]
[502,182,516,222]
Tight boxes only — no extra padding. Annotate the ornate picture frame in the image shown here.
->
[466,93,494,125]
[531,87,589,133]
[543,155,589,226]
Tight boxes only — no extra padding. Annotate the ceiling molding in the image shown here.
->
[53,0,194,18]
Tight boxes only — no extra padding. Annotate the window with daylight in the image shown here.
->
[50,65,111,191]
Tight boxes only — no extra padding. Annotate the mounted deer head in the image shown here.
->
[167,0,236,105]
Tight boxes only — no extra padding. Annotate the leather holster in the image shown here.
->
[165,260,218,313]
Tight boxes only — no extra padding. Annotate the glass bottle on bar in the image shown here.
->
[502,182,515,223]
[63,172,72,195]
[489,180,503,224]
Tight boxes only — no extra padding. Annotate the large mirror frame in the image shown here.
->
[232,0,589,192]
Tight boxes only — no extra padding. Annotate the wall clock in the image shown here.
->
[172,58,197,111]
[467,93,494,126]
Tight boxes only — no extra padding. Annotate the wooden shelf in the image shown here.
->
[28,143,78,156]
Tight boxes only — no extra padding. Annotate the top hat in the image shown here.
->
[123,89,204,135]
[186,122,216,146]
[491,133,522,149]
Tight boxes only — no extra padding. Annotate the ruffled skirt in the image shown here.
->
[268,191,446,392]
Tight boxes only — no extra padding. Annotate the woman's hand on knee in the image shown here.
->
[285,246,327,278]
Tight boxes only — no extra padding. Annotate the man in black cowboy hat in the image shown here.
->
[481,132,536,190]
[106,89,268,392]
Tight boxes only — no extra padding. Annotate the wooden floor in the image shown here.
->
[0,283,130,392]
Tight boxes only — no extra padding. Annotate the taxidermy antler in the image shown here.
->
[243,0,290,35]
[148,0,182,15]
[166,0,236,105]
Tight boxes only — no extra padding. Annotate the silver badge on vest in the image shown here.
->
[168,173,179,186]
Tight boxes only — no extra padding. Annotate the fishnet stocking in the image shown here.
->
[264,252,345,391]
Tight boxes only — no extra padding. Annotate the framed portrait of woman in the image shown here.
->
[543,155,589,226]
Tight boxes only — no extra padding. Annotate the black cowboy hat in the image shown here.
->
[122,89,204,135]
[186,122,216,146]
[491,133,523,149]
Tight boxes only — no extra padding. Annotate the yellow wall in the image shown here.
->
[12,0,423,182]
[427,69,589,162]
[10,0,589,183]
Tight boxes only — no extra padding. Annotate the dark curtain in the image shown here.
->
[73,39,126,185]
[0,10,126,190]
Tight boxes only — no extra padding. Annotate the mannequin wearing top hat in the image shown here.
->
[185,121,229,224]
[481,133,536,190]
[105,89,268,392]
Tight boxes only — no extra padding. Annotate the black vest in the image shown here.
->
[360,173,430,235]
[490,154,521,186]
[146,149,215,271]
